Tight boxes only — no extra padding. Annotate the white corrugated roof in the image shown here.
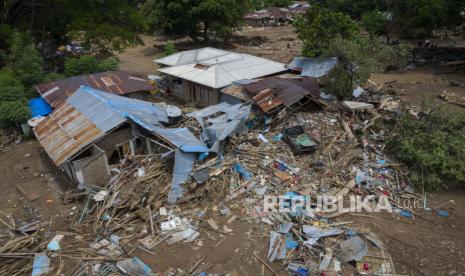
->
[155,47,287,89]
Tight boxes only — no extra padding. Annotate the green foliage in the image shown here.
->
[7,33,44,88]
[96,57,119,72]
[310,0,387,18]
[390,0,462,37]
[294,6,359,57]
[0,70,29,125]
[0,70,26,101]
[64,55,119,77]
[322,36,410,99]
[361,10,389,35]
[65,55,98,77]
[163,42,177,57]
[0,100,31,126]
[43,72,65,83]
[322,37,379,98]
[312,0,465,38]
[1,0,146,52]
[373,43,411,71]
[264,0,292,8]
[387,111,465,190]
[142,0,251,41]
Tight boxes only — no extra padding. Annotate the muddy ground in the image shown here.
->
[1,26,465,275]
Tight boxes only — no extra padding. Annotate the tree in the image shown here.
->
[362,10,390,35]
[310,0,387,18]
[294,6,359,57]
[1,0,146,52]
[322,36,410,98]
[322,37,379,98]
[7,32,44,88]
[142,0,251,41]
[390,0,464,37]
[264,0,292,8]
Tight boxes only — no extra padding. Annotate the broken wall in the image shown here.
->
[72,145,110,188]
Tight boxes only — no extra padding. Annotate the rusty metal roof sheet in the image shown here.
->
[35,71,154,108]
[244,77,320,113]
[34,102,106,166]
[34,85,180,166]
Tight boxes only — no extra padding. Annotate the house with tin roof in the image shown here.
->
[155,47,287,107]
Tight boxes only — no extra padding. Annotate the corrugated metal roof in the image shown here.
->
[244,77,320,112]
[287,57,338,78]
[34,86,171,166]
[155,48,287,89]
[35,71,154,108]
[34,102,106,166]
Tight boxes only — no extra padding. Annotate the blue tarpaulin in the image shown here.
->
[32,253,50,276]
[233,163,252,180]
[168,150,197,203]
[29,98,52,118]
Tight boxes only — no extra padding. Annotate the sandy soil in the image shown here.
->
[116,35,161,77]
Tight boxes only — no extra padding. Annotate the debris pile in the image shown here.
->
[0,79,436,275]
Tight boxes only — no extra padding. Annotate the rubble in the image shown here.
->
[0,64,439,275]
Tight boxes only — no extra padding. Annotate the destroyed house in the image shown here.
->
[243,7,291,27]
[33,85,206,189]
[35,71,154,109]
[155,47,287,107]
[243,76,321,115]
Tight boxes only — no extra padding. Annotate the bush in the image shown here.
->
[0,70,30,126]
[64,55,99,77]
[0,100,31,126]
[0,70,26,101]
[43,72,65,83]
[96,57,119,72]
[387,111,465,190]
[163,42,177,57]
[64,55,119,77]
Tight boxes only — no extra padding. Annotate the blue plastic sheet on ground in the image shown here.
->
[167,150,196,203]
[32,253,50,276]
[29,98,52,118]
[233,163,252,180]
[117,257,152,275]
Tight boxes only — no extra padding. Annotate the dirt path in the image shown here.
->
[116,35,160,77]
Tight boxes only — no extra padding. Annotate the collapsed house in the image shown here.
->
[33,84,253,203]
[243,76,321,115]
[243,7,292,27]
[243,2,310,27]
[155,47,287,107]
[220,75,322,121]
[35,71,154,109]
[33,85,206,191]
